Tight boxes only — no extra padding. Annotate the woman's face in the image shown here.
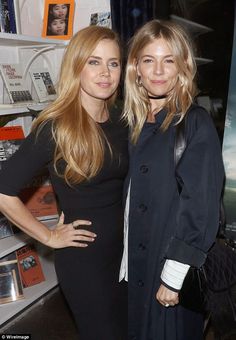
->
[50,18,66,35]
[136,38,179,97]
[80,39,121,103]
[52,4,68,19]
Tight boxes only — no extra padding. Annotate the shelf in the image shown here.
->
[0,218,58,259]
[0,33,67,47]
[170,15,213,36]
[0,102,53,115]
[0,252,58,326]
[195,57,214,66]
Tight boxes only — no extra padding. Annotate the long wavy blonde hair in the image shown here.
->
[32,26,121,185]
[123,19,198,144]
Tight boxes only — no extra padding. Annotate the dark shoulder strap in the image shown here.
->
[174,118,187,166]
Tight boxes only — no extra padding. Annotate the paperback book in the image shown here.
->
[20,173,59,220]
[16,244,45,288]
[42,0,75,40]
[0,63,33,104]
[30,68,57,103]
[0,252,24,304]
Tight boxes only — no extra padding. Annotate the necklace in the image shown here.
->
[148,94,167,100]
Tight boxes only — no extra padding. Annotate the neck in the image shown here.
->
[81,92,108,122]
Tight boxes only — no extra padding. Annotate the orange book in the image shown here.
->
[20,184,58,220]
[16,244,45,288]
[0,125,24,140]
[42,0,75,40]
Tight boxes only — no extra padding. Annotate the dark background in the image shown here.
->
[110,0,235,142]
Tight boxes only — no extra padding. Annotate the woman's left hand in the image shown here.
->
[156,284,179,307]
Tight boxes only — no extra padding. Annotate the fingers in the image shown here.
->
[58,212,65,225]
[72,219,92,229]
[156,284,179,307]
[49,217,97,249]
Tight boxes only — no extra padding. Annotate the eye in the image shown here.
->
[108,61,120,68]
[143,58,153,63]
[165,58,175,64]
[88,59,99,65]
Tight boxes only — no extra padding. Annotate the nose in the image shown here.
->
[154,61,164,75]
[100,64,110,76]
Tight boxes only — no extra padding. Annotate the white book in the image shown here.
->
[0,63,33,104]
[29,69,57,103]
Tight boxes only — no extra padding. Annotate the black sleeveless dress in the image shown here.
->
[0,112,128,340]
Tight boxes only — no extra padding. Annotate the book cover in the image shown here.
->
[0,125,25,140]
[42,0,75,40]
[0,63,33,104]
[7,0,17,33]
[0,138,23,168]
[0,252,24,304]
[0,213,19,239]
[20,181,58,220]
[16,244,45,288]
[30,68,57,103]
[90,11,111,28]
[0,0,11,33]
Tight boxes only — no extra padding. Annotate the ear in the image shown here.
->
[134,58,141,76]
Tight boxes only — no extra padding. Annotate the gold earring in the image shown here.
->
[136,76,143,87]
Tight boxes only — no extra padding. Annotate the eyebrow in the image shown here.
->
[141,54,174,58]
[88,56,120,61]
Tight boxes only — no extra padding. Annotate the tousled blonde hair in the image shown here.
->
[123,19,198,144]
[32,26,121,185]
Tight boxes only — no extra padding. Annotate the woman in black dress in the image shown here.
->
[0,26,128,340]
[121,20,224,340]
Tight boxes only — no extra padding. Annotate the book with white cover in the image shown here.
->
[29,69,57,103]
[0,63,33,104]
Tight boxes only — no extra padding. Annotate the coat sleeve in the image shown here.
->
[165,107,225,267]
[0,122,54,196]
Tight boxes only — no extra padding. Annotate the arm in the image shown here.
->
[0,124,96,248]
[157,108,225,305]
[0,193,96,248]
[166,109,225,267]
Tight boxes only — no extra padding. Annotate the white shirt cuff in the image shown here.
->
[160,259,190,290]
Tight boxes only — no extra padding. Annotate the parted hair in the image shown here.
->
[123,19,198,144]
[32,25,120,184]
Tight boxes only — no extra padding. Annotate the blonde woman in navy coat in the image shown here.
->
[120,20,225,340]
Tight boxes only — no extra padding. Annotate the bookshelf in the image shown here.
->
[0,218,59,326]
[0,28,65,329]
[170,14,214,67]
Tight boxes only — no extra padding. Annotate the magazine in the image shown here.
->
[29,68,57,103]
[0,63,33,104]
[16,244,45,288]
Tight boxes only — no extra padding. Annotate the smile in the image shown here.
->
[150,80,166,84]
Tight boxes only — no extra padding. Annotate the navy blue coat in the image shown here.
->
[128,105,225,340]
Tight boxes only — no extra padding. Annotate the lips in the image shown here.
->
[150,80,166,84]
[97,83,111,88]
